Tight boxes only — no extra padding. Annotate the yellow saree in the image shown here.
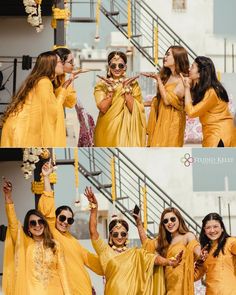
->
[92,237,160,295]
[94,80,146,147]
[38,191,103,295]
[143,238,199,295]
[3,204,71,295]
[147,83,186,147]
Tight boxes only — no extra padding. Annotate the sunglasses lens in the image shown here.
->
[59,215,66,222]
[38,219,45,226]
[121,232,127,237]
[163,219,168,224]
[110,63,116,69]
[67,218,74,225]
[29,220,37,227]
[170,217,176,222]
[112,232,119,238]
[118,63,125,69]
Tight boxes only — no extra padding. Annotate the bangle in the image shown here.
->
[124,86,132,94]
[89,202,97,209]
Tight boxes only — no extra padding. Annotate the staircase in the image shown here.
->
[57,148,201,237]
[69,0,197,69]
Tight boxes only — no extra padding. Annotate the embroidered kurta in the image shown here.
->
[38,191,103,295]
[185,88,235,147]
[147,83,186,147]
[194,237,236,295]
[0,77,67,147]
[94,80,146,147]
[3,204,71,295]
[92,237,158,295]
[143,238,199,295]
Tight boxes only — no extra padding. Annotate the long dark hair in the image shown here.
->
[159,45,189,84]
[191,56,229,105]
[55,205,74,218]
[1,51,57,123]
[23,209,56,253]
[53,48,72,88]
[107,51,127,78]
[157,207,189,257]
[199,213,230,257]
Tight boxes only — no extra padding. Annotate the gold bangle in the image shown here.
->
[89,202,97,209]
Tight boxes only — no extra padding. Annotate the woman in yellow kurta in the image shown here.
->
[84,187,182,295]
[143,45,189,147]
[194,213,236,295]
[2,179,71,295]
[0,51,75,147]
[135,207,201,295]
[181,56,235,147]
[38,162,103,295]
[94,51,146,147]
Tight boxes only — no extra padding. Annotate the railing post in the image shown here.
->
[232,44,234,73]
[224,38,227,73]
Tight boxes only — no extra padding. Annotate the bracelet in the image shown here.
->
[124,86,132,94]
[89,202,97,209]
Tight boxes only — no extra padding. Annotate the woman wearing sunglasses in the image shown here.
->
[194,213,236,294]
[181,56,235,147]
[143,46,189,147]
[2,178,71,295]
[37,162,103,295]
[84,187,183,295]
[135,207,201,295]
[94,51,146,147]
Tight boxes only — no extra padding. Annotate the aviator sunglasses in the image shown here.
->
[162,217,177,224]
[29,219,45,227]
[58,214,74,225]
[111,231,127,238]
[109,63,125,70]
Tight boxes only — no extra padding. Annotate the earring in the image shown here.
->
[125,239,130,246]
[28,231,32,237]
[107,68,111,77]
[109,237,113,246]
[122,71,126,77]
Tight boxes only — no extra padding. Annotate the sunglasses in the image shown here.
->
[163,217,177,224]
[58,215,74,225]
[112,231,127,238]
[29,219,45,227]
[110,63,125,70]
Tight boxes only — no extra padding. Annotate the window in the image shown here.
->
[172,0,187,11]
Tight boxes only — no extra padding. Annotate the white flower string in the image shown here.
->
[23,0,44,32]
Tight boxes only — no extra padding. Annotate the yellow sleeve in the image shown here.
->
[56,241,72,295]
[63,85,77,108]
[38,191,56,226]
[35,78,67,146]
[5,203,19,243]
[79,244,104,275]
[94,82,107,106]
[185,88,218,118]
[229,238,236,255]
[142,238,157,254]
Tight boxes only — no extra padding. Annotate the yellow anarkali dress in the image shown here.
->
[94,80,146,147]
[143,238,199,295]
[147,83,186,147]
[194,237,236,295]
[0,77,74,147]
[3,203,71,295]
[92,237,165,295]
[38,191,103,295]
[185,88,235,147]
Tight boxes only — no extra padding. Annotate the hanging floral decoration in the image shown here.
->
[23,0,44,33]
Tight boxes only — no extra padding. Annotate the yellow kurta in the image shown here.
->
[94,80,146,147]
[38,191,103,295]
[147,83,186,147]
[54,82,77,147]
[185,88,235,147]
[92,237,157,295]
[0,77,67,147]
[143,238,199,295]
[3,204,71,295]
[194,237,236,295]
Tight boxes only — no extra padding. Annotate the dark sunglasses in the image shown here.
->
[29,219,45,227]
[58,215,74,225]
[112,231,127,238]
[163,217,177,224]
[110,63,125,70]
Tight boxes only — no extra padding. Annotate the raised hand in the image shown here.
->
[141,72,159,81]
[41,161,53,177]
[199,244,209,262]
[84,187,98,206]
[180,73,192,89]
[123,75,139,88]
[97,75,114,86]
[2,177,13,203]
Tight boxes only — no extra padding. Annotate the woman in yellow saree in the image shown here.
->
[181,56,235,147]
[38,162,103,295]
[143,46,189,147]
[135,207,201,295]
[84,187,182,295]
[194,213,236,295]
[0,51,75,147]
[2,179,71,295]
[94,51,146,147]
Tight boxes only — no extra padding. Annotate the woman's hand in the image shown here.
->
[41,161,53,177]
[2,177,13,203]
[180,73,192,89]
[122,75,139,88]
[168,250,183,267]
[84,187,98,208]
[141,72,160,81]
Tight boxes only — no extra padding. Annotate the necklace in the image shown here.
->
[112,245,127,253]
[107,77,124,92]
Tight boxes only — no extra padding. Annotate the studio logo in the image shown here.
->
[181,153,194,167]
